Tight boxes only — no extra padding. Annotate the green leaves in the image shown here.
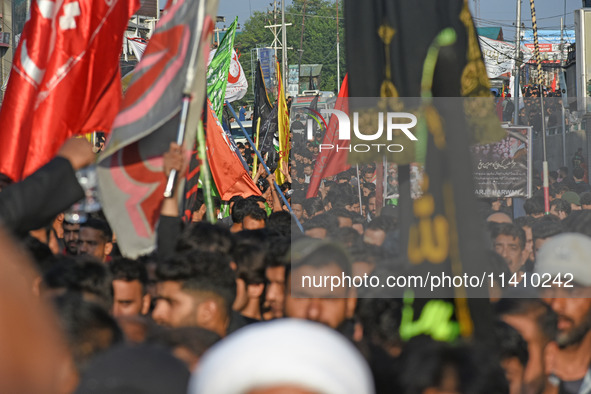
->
[234,0,346,101]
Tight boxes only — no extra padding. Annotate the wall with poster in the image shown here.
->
[470,126,532,198]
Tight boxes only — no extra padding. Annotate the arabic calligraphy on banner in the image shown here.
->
[478,37,533,78]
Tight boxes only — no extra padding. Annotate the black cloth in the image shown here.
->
[0,157,84,236]
[574,182,591,194]
[227,310,259,335]
[75,344,190,394]
[156,215,183,260]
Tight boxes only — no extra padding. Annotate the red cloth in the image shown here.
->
[307,74,350,198]
[206,100,261,200]
[0,0,139,181]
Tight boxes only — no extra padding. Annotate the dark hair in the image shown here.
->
[290,238,353,277]
[336,171,350,181]
[232,198,258,224]
[489,222,525,250]
[356,297,402,350]
[362,183,376,193]
[550,198,571,215]
[581,192,591,206]
[232,243,267,285]
[573,167,585,180]
[44,256,113,309]
[242,206,268,223]
[494,321,529,367]
[325,183,356,209]
[23,235,57,274]
[531,216,564,243]
[109,257,148,292]
[264,235,291,269]
[229,195,244,206]
[550,183,570,197]
[246,195,267,206]
[495,298,557,342]
[53,293,123,373]
[266,211,291,236]
[302,197,325,217]
[330,207,354,221]
[303,213,339,234]
[80,218,113,242]
[513,215,536,229]
[332,227,362,247]
[147,326,220,359]
[396,337,508,394]
[564,210,591,238]
[367,216,397,232]
[156,251,236,318]
[176,222,234,255]
[524,196,545,216]
[351,214,367,229]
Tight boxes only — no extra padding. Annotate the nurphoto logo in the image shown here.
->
[305,108,418,153]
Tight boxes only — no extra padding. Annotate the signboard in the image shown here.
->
[470,126,532,198]
[524,43,554,52]
[287,64,299,97]
[0,32,10,48]
[479,37,533,78]
[575,9,591,111]
[257,47,276,95]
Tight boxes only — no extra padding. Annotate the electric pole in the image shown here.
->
[513,0,522,125]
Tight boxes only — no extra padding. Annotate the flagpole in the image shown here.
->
[336,0,340,92]
[356,164,363,215]
[252,117,262,179]
[382,156,388,206]
[196,120,216,222]
[164,95,192,198]
[227,101,304,232]
[163,0,206,198]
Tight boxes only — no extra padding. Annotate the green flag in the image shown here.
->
[207,17,237,119]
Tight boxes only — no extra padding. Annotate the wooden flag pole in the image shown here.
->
[227,101,304,232]
[252,117,262,179]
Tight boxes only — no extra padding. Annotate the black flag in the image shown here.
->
[252,61,274,153]
[344,0,498,343]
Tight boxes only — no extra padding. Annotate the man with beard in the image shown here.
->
[284,238,356,333]
[62,220,80,255]
[152,250,235,337]
[536,233,591,394]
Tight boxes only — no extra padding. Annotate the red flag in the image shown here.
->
[551,73,557,92]
[206,100,261,200]
[0,0,139,181]
[306,74,350,198]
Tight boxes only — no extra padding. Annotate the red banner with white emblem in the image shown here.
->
[0,0,139,181]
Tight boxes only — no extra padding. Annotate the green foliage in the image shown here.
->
[234,0,346,105]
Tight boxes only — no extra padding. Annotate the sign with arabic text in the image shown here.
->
[470,126,532,198]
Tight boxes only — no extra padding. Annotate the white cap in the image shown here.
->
[535,233,591,286]
[189,319,375,394]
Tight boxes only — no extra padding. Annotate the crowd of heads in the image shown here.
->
[4,110,591,393]
[4,145,591,394]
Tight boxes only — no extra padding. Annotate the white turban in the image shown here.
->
[188,319,375,394]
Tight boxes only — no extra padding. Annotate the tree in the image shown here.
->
[234,0,345,105]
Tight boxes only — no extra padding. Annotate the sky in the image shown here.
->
[214,0,583,39]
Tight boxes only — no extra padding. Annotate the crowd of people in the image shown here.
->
[2,112,591,393]
[496,84,583,135]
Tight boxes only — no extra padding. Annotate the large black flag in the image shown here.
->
[252,61,274,153]
[344,0,499,343]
